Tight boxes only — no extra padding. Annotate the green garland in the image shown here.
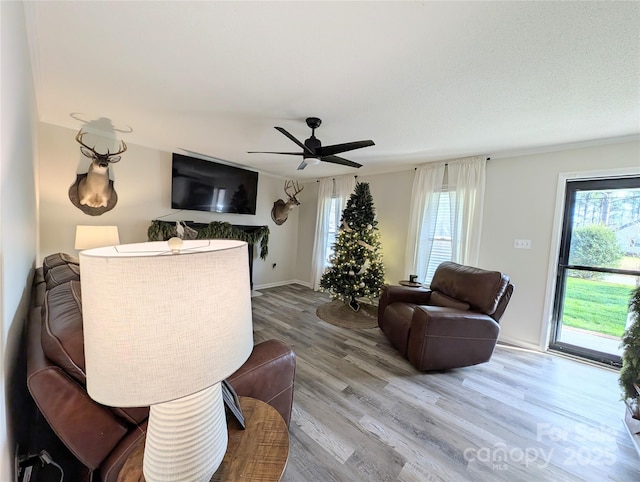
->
[620,285,640,404]
[147,220,177,242]
[147,220,270,260]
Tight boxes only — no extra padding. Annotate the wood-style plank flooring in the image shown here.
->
[251,284,639,482]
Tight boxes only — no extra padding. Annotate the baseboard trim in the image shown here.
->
[497,336,542,352]
[254,280,311,290]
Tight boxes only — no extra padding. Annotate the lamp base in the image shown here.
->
[143,383,227,482]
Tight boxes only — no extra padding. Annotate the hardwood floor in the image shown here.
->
[251,284,640,482]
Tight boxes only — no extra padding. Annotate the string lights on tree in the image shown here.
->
[320,182,385,311]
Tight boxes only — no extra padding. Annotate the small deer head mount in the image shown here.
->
[68,129,127,216]
[76,130,126,169]
[271,180,304,225]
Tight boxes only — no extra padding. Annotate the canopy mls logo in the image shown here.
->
[463,442,553,471]
[464,423,617,471]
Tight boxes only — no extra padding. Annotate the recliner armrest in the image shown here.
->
[378,285,431,326]
[410,306,500,338]
[407,306,500,370]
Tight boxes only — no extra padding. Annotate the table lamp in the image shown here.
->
[74,225,120,250]
[79,239,253,482]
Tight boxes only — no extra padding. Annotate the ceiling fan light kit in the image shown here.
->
[248,117,374,170]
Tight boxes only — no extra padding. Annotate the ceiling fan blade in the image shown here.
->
[247,151,303,156]
[297,160,308,170]
[320,155,362,169]
[275,127,316,156]
[317,140,375,156]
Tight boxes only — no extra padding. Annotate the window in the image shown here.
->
[423,190,454,282]
[325,196,339,267]
[406,157,485,287]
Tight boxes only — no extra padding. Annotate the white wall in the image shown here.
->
[0,1,39,480]
[359,170,415,285]
[295,180,318,284]
[296,141,640,350]
[37,122,300,287]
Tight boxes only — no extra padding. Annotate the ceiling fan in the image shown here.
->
[248,117,374,170]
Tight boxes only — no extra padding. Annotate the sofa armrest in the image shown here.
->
[99,421,147,482]
[28,366,128,470]
[227,339,295,427]
[378,285,431,326]
[27,310,128,470]
[407,306,500,370]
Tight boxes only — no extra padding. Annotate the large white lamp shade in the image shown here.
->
[80,239,254,482]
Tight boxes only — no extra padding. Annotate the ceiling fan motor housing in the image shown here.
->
[303,136,321,159]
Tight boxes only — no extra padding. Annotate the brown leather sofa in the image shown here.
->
[378,261,513,371]
[27,253,296,482]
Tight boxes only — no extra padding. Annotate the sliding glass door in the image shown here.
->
[550,176,640,366]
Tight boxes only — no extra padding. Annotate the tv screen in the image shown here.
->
[171,153,258,214]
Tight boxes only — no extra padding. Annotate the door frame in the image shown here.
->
[541,167,640,353]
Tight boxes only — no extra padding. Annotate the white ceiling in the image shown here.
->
[24,1,640,180]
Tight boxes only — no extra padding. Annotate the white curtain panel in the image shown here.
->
[404,162,446,281]
[310,178,334,290]
[334,175,357,219]
[310,176,356,290]
[447,156,487,266]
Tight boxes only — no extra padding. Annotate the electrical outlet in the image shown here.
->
[514,239,532,249]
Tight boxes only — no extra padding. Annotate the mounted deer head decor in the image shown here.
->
[68,129,127,216]
[271,180,304,225]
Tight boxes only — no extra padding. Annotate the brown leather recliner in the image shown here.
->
[27,253,296,482]
[378,261,514,371]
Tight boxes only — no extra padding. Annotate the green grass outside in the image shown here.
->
[562,276,634,338]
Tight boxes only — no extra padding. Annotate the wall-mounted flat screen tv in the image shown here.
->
[171,153,258,214]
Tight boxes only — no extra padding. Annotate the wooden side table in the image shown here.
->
[117,397,289,482]
[399,280,423,288]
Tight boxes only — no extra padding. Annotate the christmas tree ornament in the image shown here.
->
[357,240,375,251]
[357,259,371,275]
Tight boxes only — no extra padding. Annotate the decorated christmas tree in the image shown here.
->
[320,182,385,311]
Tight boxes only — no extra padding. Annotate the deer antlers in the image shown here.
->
[76,130,127,164]
[284,179,304,200]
